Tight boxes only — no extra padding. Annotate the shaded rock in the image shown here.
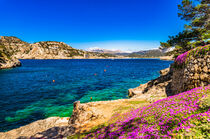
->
[160,68,170,76]
[0,58,21,69]
[128,67,173,101]
[69,101,104,129]
[203,66,208,73]
[0,117,69,139]
[171,52,209,94]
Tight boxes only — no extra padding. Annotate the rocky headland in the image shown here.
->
[0,36,117,69]
[0,57,21,69]
[0,39,21,69]
[0,36,173,69]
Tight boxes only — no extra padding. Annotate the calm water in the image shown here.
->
[0,59,172,131]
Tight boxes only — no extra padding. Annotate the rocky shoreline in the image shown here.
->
[0,36,173,70]
[0,57,173,70]
[128,67,173,102]
[0,36,119,69]
[0,58,21,69]
[0,66,172,139]
[0,98,151,139]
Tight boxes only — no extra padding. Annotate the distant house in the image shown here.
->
[84,53,89,58]
[49,46,59,49]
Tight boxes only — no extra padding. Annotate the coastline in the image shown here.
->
[0,59,21,70]
[0,65,172,138]
[18,56,173,60]
[0,98,152,139]
[1,56,173,70]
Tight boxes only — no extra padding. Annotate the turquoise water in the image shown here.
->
[0,59,173,131]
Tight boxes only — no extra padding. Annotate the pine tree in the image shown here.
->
[160,0,210,57]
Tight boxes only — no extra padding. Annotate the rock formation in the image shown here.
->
[0,117,70,139]
[128,67,173,102]
[172,53,210,94]
[128,50,209,100]
[0,40,21,69]
[0,36,114,69]
[0,98,149,138]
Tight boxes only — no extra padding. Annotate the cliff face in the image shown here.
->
[18,41,85,59]
[128,47,209,99]
[172,53,210,94]
[128,67,173,102]
[0,36,111,69]
[0,42,21,69]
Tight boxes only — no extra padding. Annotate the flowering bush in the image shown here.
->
[174,51,189,66]
[174,45,209,67]
[80,85,210,138]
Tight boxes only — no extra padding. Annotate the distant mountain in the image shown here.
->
[128,49,166,57]
[87,47,168,57]
[86,47,131,54]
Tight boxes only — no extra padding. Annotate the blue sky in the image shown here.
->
[0,0,185,51]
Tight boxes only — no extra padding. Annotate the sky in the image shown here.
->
[0,0,185,51]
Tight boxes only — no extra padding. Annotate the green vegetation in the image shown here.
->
[160,0,210,57]
[68,122,109,139]
[128,49,165,58]
[125,100,146,105]
[0,45,12,61]
[174,44,209,68]
[114,106,134,113]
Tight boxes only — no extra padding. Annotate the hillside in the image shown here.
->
[0,44,21,69]
[86,47,124,54]
[128,49,165,57]
[76,86,210,138]
[87,47,167,57]
[0,36,113,59]
[0,36,115,69]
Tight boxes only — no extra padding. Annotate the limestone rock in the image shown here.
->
[200,73,209,82]
[203,66,208,73]
[194,73,199,80]
[160,68,170,76]
[128,67,173,100]
[0,117,70,139]
[69,101,104,128]
[194,64,199,72]
[0,57,21,69]
[0,36,116,69]
[171,53,209,94]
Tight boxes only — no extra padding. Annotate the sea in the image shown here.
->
[0,59,173,132]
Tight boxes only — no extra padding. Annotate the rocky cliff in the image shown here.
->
[172,51,210,94]
[128,45,210,99]
[0,36,113,69]
[0,43,21,69]
[128,67,173,102]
